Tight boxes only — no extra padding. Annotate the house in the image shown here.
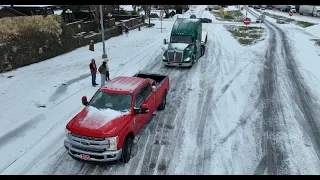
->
[0,6,27,18]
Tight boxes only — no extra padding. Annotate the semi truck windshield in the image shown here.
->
[170,35,193,44]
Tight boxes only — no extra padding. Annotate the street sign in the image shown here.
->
[243,17,251,39]
[223,11,227,15]
[243,17,251,25]
[289,11,293,16]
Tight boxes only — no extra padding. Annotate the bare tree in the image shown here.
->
[89,5,100,32]
[89,5,116,30]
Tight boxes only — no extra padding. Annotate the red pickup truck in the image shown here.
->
[64,73,169,163]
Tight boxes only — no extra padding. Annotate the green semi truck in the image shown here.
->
[162,18,207,68]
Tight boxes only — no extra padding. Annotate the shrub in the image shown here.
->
[0,15,79,72]
[120,9,129,15]
[0,15,62,44]
[131,10,138,15]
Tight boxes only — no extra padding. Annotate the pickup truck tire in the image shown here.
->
[120,136,133,163]
[157,92,167,110]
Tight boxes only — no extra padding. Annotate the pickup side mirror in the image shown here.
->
[163,38,167,44]
[134,104,149,114]
[82,96,88,106]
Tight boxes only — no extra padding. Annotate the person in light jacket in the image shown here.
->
[104,59,110,81]
[98,61,107,87]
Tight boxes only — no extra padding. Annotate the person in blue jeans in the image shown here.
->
[89,59,98,87]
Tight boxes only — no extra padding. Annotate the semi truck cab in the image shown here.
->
[162,18,207,68]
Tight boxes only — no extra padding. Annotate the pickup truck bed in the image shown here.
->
[133,73,167,90]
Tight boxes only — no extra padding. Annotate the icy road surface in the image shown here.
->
[1,5,320,175]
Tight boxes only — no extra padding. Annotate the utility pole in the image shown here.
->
[99,5,107,59]
[149,5,151,25]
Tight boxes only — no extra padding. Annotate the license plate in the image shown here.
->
[80,154,90,160]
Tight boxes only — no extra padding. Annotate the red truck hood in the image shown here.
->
[67,106,132,137]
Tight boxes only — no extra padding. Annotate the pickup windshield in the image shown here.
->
[170,35,193,44]
[89,90,132,112]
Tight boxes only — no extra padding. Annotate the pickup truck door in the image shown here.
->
[134,83,156,132]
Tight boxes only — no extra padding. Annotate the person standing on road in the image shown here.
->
[98,61,107,87]
[103,59,111,81]
[89,59,98,87]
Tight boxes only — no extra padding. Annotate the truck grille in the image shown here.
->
[168,51,183,62]
[68,133,109,152]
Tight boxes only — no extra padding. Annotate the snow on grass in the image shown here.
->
[80,107,130,130]
[287,31,320,99]
[224,25,266,46]
[0,19,175,174]
[306,24,320,38]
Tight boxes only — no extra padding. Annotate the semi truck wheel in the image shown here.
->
[120,136,133,163]
[157,92,167,110]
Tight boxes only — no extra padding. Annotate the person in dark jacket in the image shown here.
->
[124,26,129,37]
[89,59,98,86]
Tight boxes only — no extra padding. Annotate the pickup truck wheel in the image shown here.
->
[157,93,167,110]
[120,136,133,163]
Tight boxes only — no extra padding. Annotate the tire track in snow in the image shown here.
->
[246,7,290,175]
[274,24,320,162]
[194,24,221,173]
[139,68,191,175]
[0,114,45,147]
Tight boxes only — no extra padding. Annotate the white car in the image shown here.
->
[291,8,296,13]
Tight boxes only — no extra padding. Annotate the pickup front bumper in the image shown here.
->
[64,139,122,162]
[163,61,192,67]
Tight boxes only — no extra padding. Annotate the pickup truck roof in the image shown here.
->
[171,18,201,36]
[102,76,146,94]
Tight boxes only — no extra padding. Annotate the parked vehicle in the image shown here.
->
[267,5,274,9]
[162,18,207,68]
[248,5,253,8]
[299,5,320,16]
[256,14,265,23]
[200,18,212,23]
[253,5,260,9]
[261,5,267,10]
[276,5,289,11]
[190,14,196,18]
[64,73,170,163]
[256,18,264,23]
[276,19,286,24]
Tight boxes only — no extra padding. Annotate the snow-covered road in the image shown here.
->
[245,6,320,174]
[1,5,320,175]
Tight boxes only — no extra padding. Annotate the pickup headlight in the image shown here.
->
[106,136,118,151]
[184,57,191,62]
[65,129,71,137]
[162,55,167,60]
